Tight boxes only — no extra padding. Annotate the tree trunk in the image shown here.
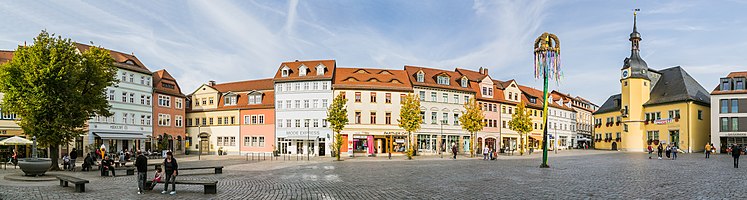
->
[49,146,61,171]
[519,134,524,156]
[469,132,475,157]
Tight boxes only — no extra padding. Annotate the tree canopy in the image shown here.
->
[508,102,534,155]
[326,93,348,161]
[0,31,117,169]
[459,98,485,157]
[398,93,422,159]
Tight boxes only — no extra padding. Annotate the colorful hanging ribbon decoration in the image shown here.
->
[533,34,562,84]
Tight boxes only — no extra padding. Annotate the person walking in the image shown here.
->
[451,144,457,159]
[732,144,741,168]
[657,143,663,160]
[135,150,148,194]
[69,148,77,171]
[162,151,178,195]
[665,144,672,159]
[671,145,678,160]
[482,146,489,160]
[647,144,653,159]
[705,143,712,159]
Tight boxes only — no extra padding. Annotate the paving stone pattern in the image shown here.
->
[0,151,745,199]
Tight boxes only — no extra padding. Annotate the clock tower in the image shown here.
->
[620,10,651,151]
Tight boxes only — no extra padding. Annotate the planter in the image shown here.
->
[18,158,52,176]
[644,121,649,125]
[616,138,622,142]
[675,118,679,122]
[653,140,660,145]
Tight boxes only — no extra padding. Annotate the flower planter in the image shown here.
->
[675,118,679,122]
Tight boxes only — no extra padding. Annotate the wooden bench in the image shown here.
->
[56,175,89,193]
[146,179,218,194]
[121,167,136,175]
[178,166,223,174]
[148,163,162,170]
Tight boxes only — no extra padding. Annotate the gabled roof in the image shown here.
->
[515,85,545,110]
[153,69,185,98]
[73,43,151,74]
[595,94,621,114]
[333,68,413,92]
[404,65,474,92]
[711,71,747,95]
[212,78,274,93]
[273,60,336,82]
[644,66,710,106]
[455,68,488,82]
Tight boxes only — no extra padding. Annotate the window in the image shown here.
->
[304,100,309,108]
[431,92,436,102]
[209,97,214,105]
[217,137,223,146]
[322,119,328,127]
[129,73,134,82]
[282,69,289,77]
[244,137,251,147]
[121,72,127,82]
[158,95,171,107]
[416,72,424,82]
[737,80,745,90]
[175,115,183,127]
[209,117,214,125]
[420,111,425,124]
[731,99,739,113]
[722,79,731,91]
[616,132,621,139]
[243,116,249,124]
[259,137,265,147]
[655,112,661,119]
[201,117,206,126]
[355,92,361,103]
[218,117,223,125]
[419,91,426,101]
[251,115,258,124]
[224,95,236,105]
[295,100,300,108]
[732,117,739,131]
[370,112,377,124]
[299,66,307,76]
[248,94,262,104]
[129,93,134,103]
[442,93,448,103]
[385,93,391,104]
[437,76,450,85]
[316,66,325,75]
[385,112,392,124]
[313,119,319,127]
[295,119,301,127]
[121,92,127,102]
[464,96,469,104]
[277,119,282,127]
[286,119,291,128]
[313,99,318,108]
[698,110,703,120]
[482,87,487,95]
[355,112,361,124]
[443,113,449,125]
[453,94,459,104]
[231,116,235,124]
[109,90,115,100]
[286,100,291,109]
[304,82,309,90]
[370,92,377,103]
[322,82,328,90]
[401,94,406,103]
[278,101,283,109]
[201,98,206,105]
[431,112,437,124]
[461,78,468,87]
[294,83,300,90]
[721,117,729,131]
[313,82,318,90]
[230,137,236,146]
[322,99,328,108]
[158,114,171,126]
[502,121,506,128]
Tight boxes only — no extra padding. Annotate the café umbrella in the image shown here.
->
[0,136,33,156]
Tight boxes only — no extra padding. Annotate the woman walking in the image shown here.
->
[657,144,663,160]
[732,144,741,168]
[162,151,178,195]
[705,143,712,159]
[671,145,678,160]
[647,144,653,159]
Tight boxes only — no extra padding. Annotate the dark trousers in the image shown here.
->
[164,172,176,191]
[735,157,740,168]
[137,172,147,192]
[706,151,710,158]
[657,151,662,158]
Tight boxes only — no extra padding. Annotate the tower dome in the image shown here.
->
[622,10,650,80]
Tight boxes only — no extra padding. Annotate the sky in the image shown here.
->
[0,0,746,105]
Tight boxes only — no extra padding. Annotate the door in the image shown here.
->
[318,138,326,156]
[200,140,209,155]
[611,142,618,150]
[669,130,680,147]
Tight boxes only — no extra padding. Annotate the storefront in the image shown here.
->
[719,136,747,153]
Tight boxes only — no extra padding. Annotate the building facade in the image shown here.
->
[569,96,597,148]
[404,65,474,155]
[548,91,577,150]
[710,72,747,153]
[274,60,335,156]
[333,68,412,156]
[0,51,26,158]
[152,69,186,154]
[593,14,710,152]
[457,68,501,154]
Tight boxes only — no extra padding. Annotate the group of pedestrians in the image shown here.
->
[649,143,680,160]
[482,146,496,160]
[648,142,744,169]
[134,150,179,195]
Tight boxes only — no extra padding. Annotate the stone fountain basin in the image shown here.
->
[18,158,52,176]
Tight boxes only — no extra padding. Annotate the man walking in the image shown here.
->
[69,148,77,171]
[705,143,712,159]
[732,144,741,168]
[671,145,678,160]
[657,143,663,160]
[135,150,148,194]
[451,144,457,159]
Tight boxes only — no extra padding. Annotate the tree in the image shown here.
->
[326,93,348,161]
[0,31,117,170]
[459,98,485,158]
[398,94,422,160]
[508,102,534,156]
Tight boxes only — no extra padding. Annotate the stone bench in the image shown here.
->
[56,175,89,193]
[146,179,218,194]
[178,166,223,174]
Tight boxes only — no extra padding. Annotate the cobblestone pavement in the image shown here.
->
[1,150,745,199]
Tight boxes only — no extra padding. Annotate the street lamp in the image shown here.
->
[440,119,445,158]
[306,119,310,161]
[198,124,201,161]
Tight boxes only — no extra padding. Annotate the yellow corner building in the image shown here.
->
[593,13,711,152]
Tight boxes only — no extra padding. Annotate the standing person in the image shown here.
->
[451,144,457,159]
[482,146,489,160]
[732,144,741,168]
[671,145,678,160]
[705,143,712,159]
[11,149,17,166]
[647,144,653,159]
[69,148,78,171]
[100,144,106,160]
[162,151,178,195]
[135,150,148,194]
[665,144,672,159]
[657,143,663,160]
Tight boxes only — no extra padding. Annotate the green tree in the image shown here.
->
[0,31,117,170]
[459,98,485,158]
[508,102,534,155]
[398,94,422,160]
[326,93,348,161]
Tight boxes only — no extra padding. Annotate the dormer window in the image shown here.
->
[735,78,745,90]
[437,76,450,85]
[224,94,237,105]
[416,72,424,82]
[316,65,326,76]
[125,60,135,65]
[721,78,732,91]
[299,65,308,77]
[461,77,468,87]
[248,93,262,105]
[281,66,291,77]
[529,97,537,104]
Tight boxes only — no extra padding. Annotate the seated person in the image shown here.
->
[101,156,115,176]
[82,153,94,171]
[62,155,70,170]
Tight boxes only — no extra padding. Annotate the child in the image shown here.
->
[150,168,164,190]
[62,155,71,170]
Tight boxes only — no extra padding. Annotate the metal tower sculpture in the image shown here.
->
[534,32,561,168]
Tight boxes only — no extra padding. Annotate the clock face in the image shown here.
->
[622,70,629,78]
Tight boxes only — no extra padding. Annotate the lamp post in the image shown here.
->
[440,119,445,158]
[306,119,310,161]
[198,124,201,161]
[534,32,562,168]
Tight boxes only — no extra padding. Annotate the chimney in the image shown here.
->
[479,67,488,75]
[208,80,216,86]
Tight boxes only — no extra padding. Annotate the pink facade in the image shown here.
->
[239,108,275,153]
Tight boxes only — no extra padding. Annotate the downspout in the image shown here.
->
[687,101,691,153]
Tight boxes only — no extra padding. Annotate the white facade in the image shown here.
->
[274,80,333,156]
[414,86,473,154]
[710,93,747,153]
[547,107,575,150]
[88,68,153,153]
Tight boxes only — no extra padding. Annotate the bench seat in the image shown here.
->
[146,179,218,194]
[56,175,89,193]
[178,166,223,174]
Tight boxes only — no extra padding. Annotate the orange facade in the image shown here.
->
[153,70,186,140]
[239,108,275,153]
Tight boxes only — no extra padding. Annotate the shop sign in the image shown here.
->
[725,132,747,137]
[384,131,407,135]
[286,131,320,137]
[654,119,672,125]
[353,135,368,139]
[395,139,405,143]
[110,125,126,130]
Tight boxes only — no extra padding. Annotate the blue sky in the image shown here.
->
[1,0,745,104]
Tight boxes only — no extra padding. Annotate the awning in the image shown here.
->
[529,135,543,141]
[283,135,319,140]
[577,138,591,142]
[93,132,148,140]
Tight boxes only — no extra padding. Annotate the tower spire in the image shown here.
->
[630,9,641,52]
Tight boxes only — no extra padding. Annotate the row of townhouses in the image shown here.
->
[183,60,598,157]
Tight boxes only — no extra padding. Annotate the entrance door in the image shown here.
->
[611,142,618,150]
[200,140,209,155]
[318,138,326,156]
[669,130,680,147]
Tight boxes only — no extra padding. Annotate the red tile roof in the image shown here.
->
[273,60,336,82]
[73,43,151,74]
[712,71,747,95]
[0,50,13,64]
[404,65,474,93]
[212,78,274,93]
[153,69,185,98]
[333,68,413,92]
